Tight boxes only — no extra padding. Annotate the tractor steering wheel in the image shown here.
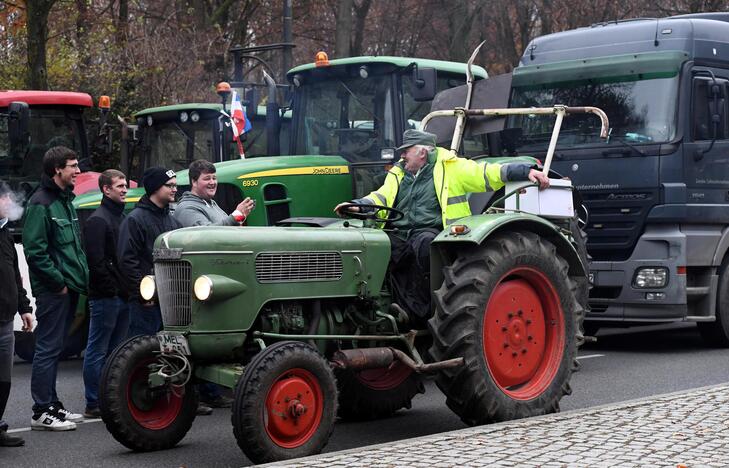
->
[337,202,405,222]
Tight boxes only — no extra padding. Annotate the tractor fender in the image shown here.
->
[430,213,585,294]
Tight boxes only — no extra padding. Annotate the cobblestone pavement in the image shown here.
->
[262,383,729,467]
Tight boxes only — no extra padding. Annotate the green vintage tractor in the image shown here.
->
[98,103,608,464]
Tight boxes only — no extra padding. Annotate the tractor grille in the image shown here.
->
[154,260,192,327]
[255,251,343,283]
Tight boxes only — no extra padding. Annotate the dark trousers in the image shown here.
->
[0,319,13,431]
[127,300,162,338]
[83,297,130,409]
[388,228,439,325]
[31,291,79,414]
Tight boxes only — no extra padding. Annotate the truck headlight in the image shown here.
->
[140,275,156,300]
[194,275,213,301]
[633,267,668,288]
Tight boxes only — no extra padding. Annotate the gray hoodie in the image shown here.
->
[173,191,237,227]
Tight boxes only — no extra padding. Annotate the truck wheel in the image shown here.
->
[428,230,583,426]
[232,341,337,464]
[13,318,88,362]
[13,331,35,362]
[698,258,729,347]
[336,362,424,420]
[99,335,197,451]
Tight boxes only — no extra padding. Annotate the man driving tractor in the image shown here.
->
[335,129,550,326]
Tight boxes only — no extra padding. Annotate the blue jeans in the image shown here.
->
[31,291,78,414]
[0,320,14,431]
[127,300,162,338]
[82,297,130,409]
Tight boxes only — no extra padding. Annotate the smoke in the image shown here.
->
[0,182,25,221]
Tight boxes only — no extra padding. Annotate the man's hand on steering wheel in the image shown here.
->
[334,202,360,217]
[333,202,404,222]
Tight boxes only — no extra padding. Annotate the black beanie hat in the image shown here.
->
[143,167,176,196]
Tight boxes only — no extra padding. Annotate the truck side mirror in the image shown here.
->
[411,67,437,102]
[8,101,30,148]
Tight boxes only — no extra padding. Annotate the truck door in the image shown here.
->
[684,72,729,207]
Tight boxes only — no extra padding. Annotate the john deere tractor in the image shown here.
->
[98,101,608,463]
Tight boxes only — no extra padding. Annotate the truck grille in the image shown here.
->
[154,260,192,327]
[256,251,343,283]
[582,189,657,261]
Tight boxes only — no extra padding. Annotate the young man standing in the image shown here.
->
[23,146,89,431]
[82,169,130,418]
[174,159,255,227]
[0,184,33,445]
[118,167,180,338]
[173,160,255,410]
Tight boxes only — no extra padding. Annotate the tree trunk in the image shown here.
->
[26,0,57,89]
[116,0,129,46]
[335,0,353,58]
[351,0,372,56]
[76,0,92,90]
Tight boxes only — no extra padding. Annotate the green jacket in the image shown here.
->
[22,175,89,295]
[361,147,518,227]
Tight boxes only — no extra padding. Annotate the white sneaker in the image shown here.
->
[49,404,84,422]
[31,412,77,431]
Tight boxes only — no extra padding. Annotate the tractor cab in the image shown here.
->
[122,103,291,183]
[0,91,93,200]
[286,55,489,198]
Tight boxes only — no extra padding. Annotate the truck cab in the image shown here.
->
[508,14,729,342]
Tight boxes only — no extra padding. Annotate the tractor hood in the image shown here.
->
[152,224,390,333]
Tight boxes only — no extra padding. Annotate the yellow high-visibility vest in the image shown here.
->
[361,147,505,228]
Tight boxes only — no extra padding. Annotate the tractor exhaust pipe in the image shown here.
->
[330,348,463,374]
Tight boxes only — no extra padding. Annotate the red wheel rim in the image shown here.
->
[265,368,324,448]
[482,266,565,400]
[127,358,184,430]
[355,361,412,391]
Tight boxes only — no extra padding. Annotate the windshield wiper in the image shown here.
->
[606,129,646,157]
[336,78,379,125]
[172,122,209,158]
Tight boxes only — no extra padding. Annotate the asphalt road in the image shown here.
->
[2,322,729,467]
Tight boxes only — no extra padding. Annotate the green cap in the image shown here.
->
[396,129,437,152]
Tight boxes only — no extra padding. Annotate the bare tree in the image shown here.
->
[25,0,56,89]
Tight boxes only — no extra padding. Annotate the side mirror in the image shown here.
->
[411,67,437,102]
[8,101,30,148]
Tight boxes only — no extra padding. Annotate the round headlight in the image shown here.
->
[146,115,153,127]
[190,111,200,123]
[179,111,189,123]
[140,275,156,301]
[194,275,213,301]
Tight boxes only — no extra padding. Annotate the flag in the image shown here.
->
[230,90,252,142]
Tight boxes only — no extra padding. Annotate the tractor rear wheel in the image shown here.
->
[428,231,583,425]
[99,335,197,451]
[336,361,424,421]
[232,341,337,464]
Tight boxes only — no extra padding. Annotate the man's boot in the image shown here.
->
[0,381,24,446]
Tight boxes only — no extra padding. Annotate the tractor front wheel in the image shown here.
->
[429,231,583,425]
[232,341,337,464]
[99,335,197,451]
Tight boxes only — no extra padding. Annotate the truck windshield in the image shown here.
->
[293,74,395,163]
[0,107,84,192]
[509,75,679,151]
[140,119,216,173]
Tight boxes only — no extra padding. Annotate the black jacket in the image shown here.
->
[84,196,126,299]
[0,222,32,322]
[117,195,180,301]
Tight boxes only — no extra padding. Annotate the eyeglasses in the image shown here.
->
[64,163,80,169]
[164,183,178,189]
